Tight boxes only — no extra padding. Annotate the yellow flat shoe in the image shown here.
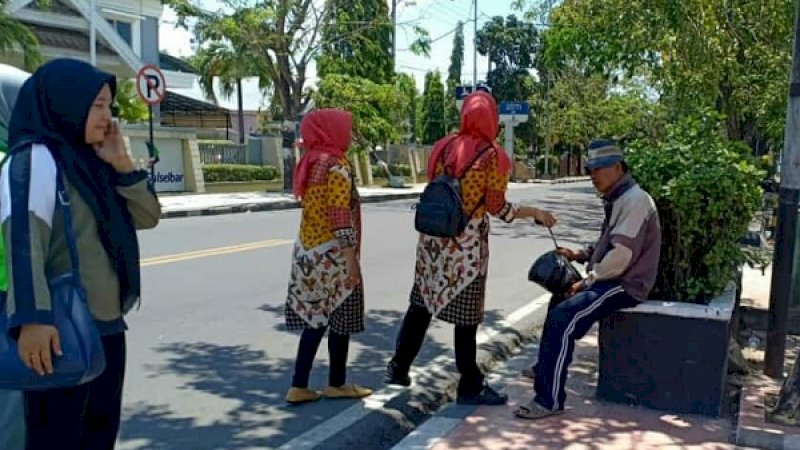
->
[323,384,373,399]
[285,387,321,404]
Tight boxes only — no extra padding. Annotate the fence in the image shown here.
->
[199,143,247,165]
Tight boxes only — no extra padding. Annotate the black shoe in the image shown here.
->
[384,361,411,387]
[457,384,508,405]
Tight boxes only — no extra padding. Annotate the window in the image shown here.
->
[107,19,133,47]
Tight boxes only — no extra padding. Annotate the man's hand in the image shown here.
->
[566,280,586,297]
[18,324,62,376]
[556,247,585,262]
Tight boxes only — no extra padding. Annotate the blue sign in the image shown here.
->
[455,84,492,100]
[499,101,530,116]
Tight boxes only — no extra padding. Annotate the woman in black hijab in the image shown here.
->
[3,58,161,449]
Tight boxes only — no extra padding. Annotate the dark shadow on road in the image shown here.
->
[120,306,508,450]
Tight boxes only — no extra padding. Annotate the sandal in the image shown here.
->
[285,387,322,405]
[514,400,563,420]
[323,383,373,399]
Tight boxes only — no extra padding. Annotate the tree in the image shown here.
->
[445,21,464,132]
[421,71,445,145]
[313,74,406,152]
[115,79,148,124]
[0,0,45,70]
[541,0,794,152]
[395,73,418,142]
[166,0,324,121]
[317,0,393,84]
[188,42,265,143]
[476,14,538,102]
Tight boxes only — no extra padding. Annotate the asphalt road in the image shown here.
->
[116,182,603,450]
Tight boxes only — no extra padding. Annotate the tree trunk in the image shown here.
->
[237,78,245,144]
[768,349,800,426]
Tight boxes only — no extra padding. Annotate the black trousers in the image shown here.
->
[390,303,484,395]
[291,327,350,388]
[24,333,126,450]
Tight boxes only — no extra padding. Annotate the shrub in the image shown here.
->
[627,111,764,303]
[203,164,279,183]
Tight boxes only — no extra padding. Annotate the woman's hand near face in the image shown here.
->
[94,120,135,173]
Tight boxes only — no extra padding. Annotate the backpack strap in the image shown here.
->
[439,136,459,176]
[462,144,495,219]
[457,144,494,179]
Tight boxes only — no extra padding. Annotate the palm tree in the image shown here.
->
[188,42,266,144]
[0,0,45,71]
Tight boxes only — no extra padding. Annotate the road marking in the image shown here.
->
[141,239,293,267]
[277,293,552,450]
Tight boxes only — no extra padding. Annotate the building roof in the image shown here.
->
[159,52,198,74]
[161,89,230,115]
[31,24,116,56]
[32,0,82,17]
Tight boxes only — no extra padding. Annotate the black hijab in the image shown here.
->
[8,58,142,313]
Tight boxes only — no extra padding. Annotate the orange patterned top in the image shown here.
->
[433,148,515,221]
[299,154,361,250]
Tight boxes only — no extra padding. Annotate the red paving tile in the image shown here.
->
[431,334,733,450]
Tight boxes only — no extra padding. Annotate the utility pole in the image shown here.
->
[765,0,800,378]
[472,0,477,87]
[392,0,397,73]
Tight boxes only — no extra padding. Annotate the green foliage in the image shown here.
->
[395,73,419,141]
[0,0,45,71]
[115,80,149,124]
[165,0,319,120]
[537,71,666,150]
[445,22,465,132]
[476,15,538,103]
[202,164,279,182]
[627,111,764,303]
[313,74,407,153]
[542,0,794,151]
[421,71,446,145]
[317,0,393,84]
[187,42,266,105]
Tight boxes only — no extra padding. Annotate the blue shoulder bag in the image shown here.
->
[0,168,106,390]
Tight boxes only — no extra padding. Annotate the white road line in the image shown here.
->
[277,293,552,450]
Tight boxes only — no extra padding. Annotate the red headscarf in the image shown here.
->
[427,91,511,181]
[292,108,353,198]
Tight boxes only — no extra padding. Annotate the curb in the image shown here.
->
[389,295,551,450]
[160,192,423,219]
[530,176,592,184]
[159,177,592,220]
[736,379,800,450]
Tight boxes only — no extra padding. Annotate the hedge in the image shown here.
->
[203,164,279,182]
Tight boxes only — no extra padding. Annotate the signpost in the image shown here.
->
[455,83,491,112]
[498,101,530,168]
[135,64,166,178]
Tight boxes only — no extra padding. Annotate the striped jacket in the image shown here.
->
[2,144,160,335]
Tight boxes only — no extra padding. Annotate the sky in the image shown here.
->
[158,0,521,108]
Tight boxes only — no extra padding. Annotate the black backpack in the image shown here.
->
[414,142,493,237]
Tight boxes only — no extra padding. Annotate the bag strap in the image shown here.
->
[463,145,495,218]
[55,168,81,284]
[0,152,81,282]
[458,144,494,179]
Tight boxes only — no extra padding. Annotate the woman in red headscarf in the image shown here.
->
[385,92,557,404]
[284,109,372,404]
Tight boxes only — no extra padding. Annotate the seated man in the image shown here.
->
[514,139,662,420]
